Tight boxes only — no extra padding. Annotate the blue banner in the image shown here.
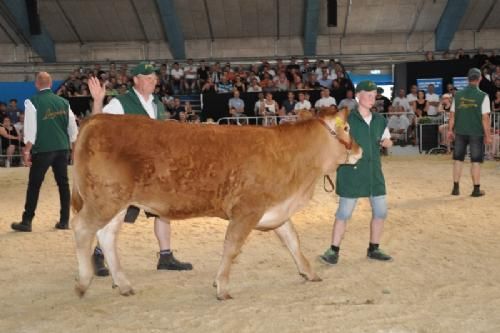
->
[416,78,443,95]
[0,81,63,111]
[452,77,468,91]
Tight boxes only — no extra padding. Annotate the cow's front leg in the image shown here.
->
[215,218,256,300]
[274,219,321,282]
[96,211,135,296]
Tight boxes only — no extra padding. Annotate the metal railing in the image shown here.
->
[217,115,299,126]
[0,136,23,167]
[487,112,500,160]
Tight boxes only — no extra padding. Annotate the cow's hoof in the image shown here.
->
[212,281,217,288]
[75,284,87,298]
[300,272,322,282]
[216,292,233,301]
[119,286,136,296]
[310,275,322,282]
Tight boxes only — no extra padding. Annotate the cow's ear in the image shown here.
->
[337,107,350,122]
[318,106,338,118]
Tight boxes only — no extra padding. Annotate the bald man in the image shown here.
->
[11,72,78,232]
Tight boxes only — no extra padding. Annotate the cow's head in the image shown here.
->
[317,107,362,167]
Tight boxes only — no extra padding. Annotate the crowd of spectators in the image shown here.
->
[2,49,500,166]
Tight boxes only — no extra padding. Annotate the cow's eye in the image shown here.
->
[344,125,350,132]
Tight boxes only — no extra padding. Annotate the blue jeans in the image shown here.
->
[335,196,388,221]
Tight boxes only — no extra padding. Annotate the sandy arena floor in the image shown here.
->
[0,156,499,333]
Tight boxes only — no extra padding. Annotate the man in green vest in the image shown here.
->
[320,80,393,265]
[448,68,492,197]
[88,62,192,275]
[11,72,78,232]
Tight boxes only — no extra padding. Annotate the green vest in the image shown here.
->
[454,85,487,136]
[30,89,70,154]
[115,89,165,120]
[336,108,387,198]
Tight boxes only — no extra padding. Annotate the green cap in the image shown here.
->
[355,80,377,93]
[467,67,481,80]
[131,62,156,76]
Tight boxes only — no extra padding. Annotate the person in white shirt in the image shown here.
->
[387,105,410,142]
[183,58,198,94]
[392,88,411,113]
[88,62,192,276]
[314,87,337,109]
[425,84,440,116]
[338,89,358,111]
[406,84,418,106]
[294,92,312,111]
[170,62,184,94]
[11,72,78,232]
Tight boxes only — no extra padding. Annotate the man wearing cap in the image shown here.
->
[88,62,192,276]
[447,68,492,197]
[320,80,393,265]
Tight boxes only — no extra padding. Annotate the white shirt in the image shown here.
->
[406,93,417,104]
[23,89,78,145]
[338,98,358,111]
[392,96,411,113]
[388,115,410,131]
[171,68,184,80]
[103,88,156,119]
[314,96,337,108]
[184,65,198,79]
[294,100,312,110]
[450,95,491,114]
[425,93,440,116]
[362,113,391,140]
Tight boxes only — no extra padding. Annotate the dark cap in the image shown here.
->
[467,67,481,80]
[131,62,156,76]
[355,80,378,93]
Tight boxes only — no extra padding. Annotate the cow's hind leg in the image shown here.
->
[96,210,135,296]
[274,219,321,282]
[73,207,100,297]
[215,218,256,300]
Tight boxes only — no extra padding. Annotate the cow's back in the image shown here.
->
[74,114,336,221]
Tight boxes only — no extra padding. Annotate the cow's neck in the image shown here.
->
[274,119,340,190]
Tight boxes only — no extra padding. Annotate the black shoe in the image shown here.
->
[93,252,110,277]
[367,248,393,261]
[471,190,485,197]
[157,252,193,271]
[54,222,69,230]
[11,222,32,232]
[451,184,459,196]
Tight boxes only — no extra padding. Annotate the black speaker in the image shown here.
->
[25,0,41,35]
[417,124,439,153]
[327,0,337,27]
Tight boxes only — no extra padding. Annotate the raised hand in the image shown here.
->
[88,77,106,114]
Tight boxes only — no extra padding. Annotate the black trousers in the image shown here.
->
[22,150,70,224]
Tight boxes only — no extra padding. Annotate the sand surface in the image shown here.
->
[1,156,499,333]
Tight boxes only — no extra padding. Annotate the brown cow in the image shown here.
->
[72,109,362,300]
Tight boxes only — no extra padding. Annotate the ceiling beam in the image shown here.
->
[55,0,83,45]
[130,0,149,42]
[303,0,320,56]
[202,0,214,42]
[155,0,186,59]
[0,0,56,62]
[435,0,470,51]
[477,0,497,32]
[342,0,352,38]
